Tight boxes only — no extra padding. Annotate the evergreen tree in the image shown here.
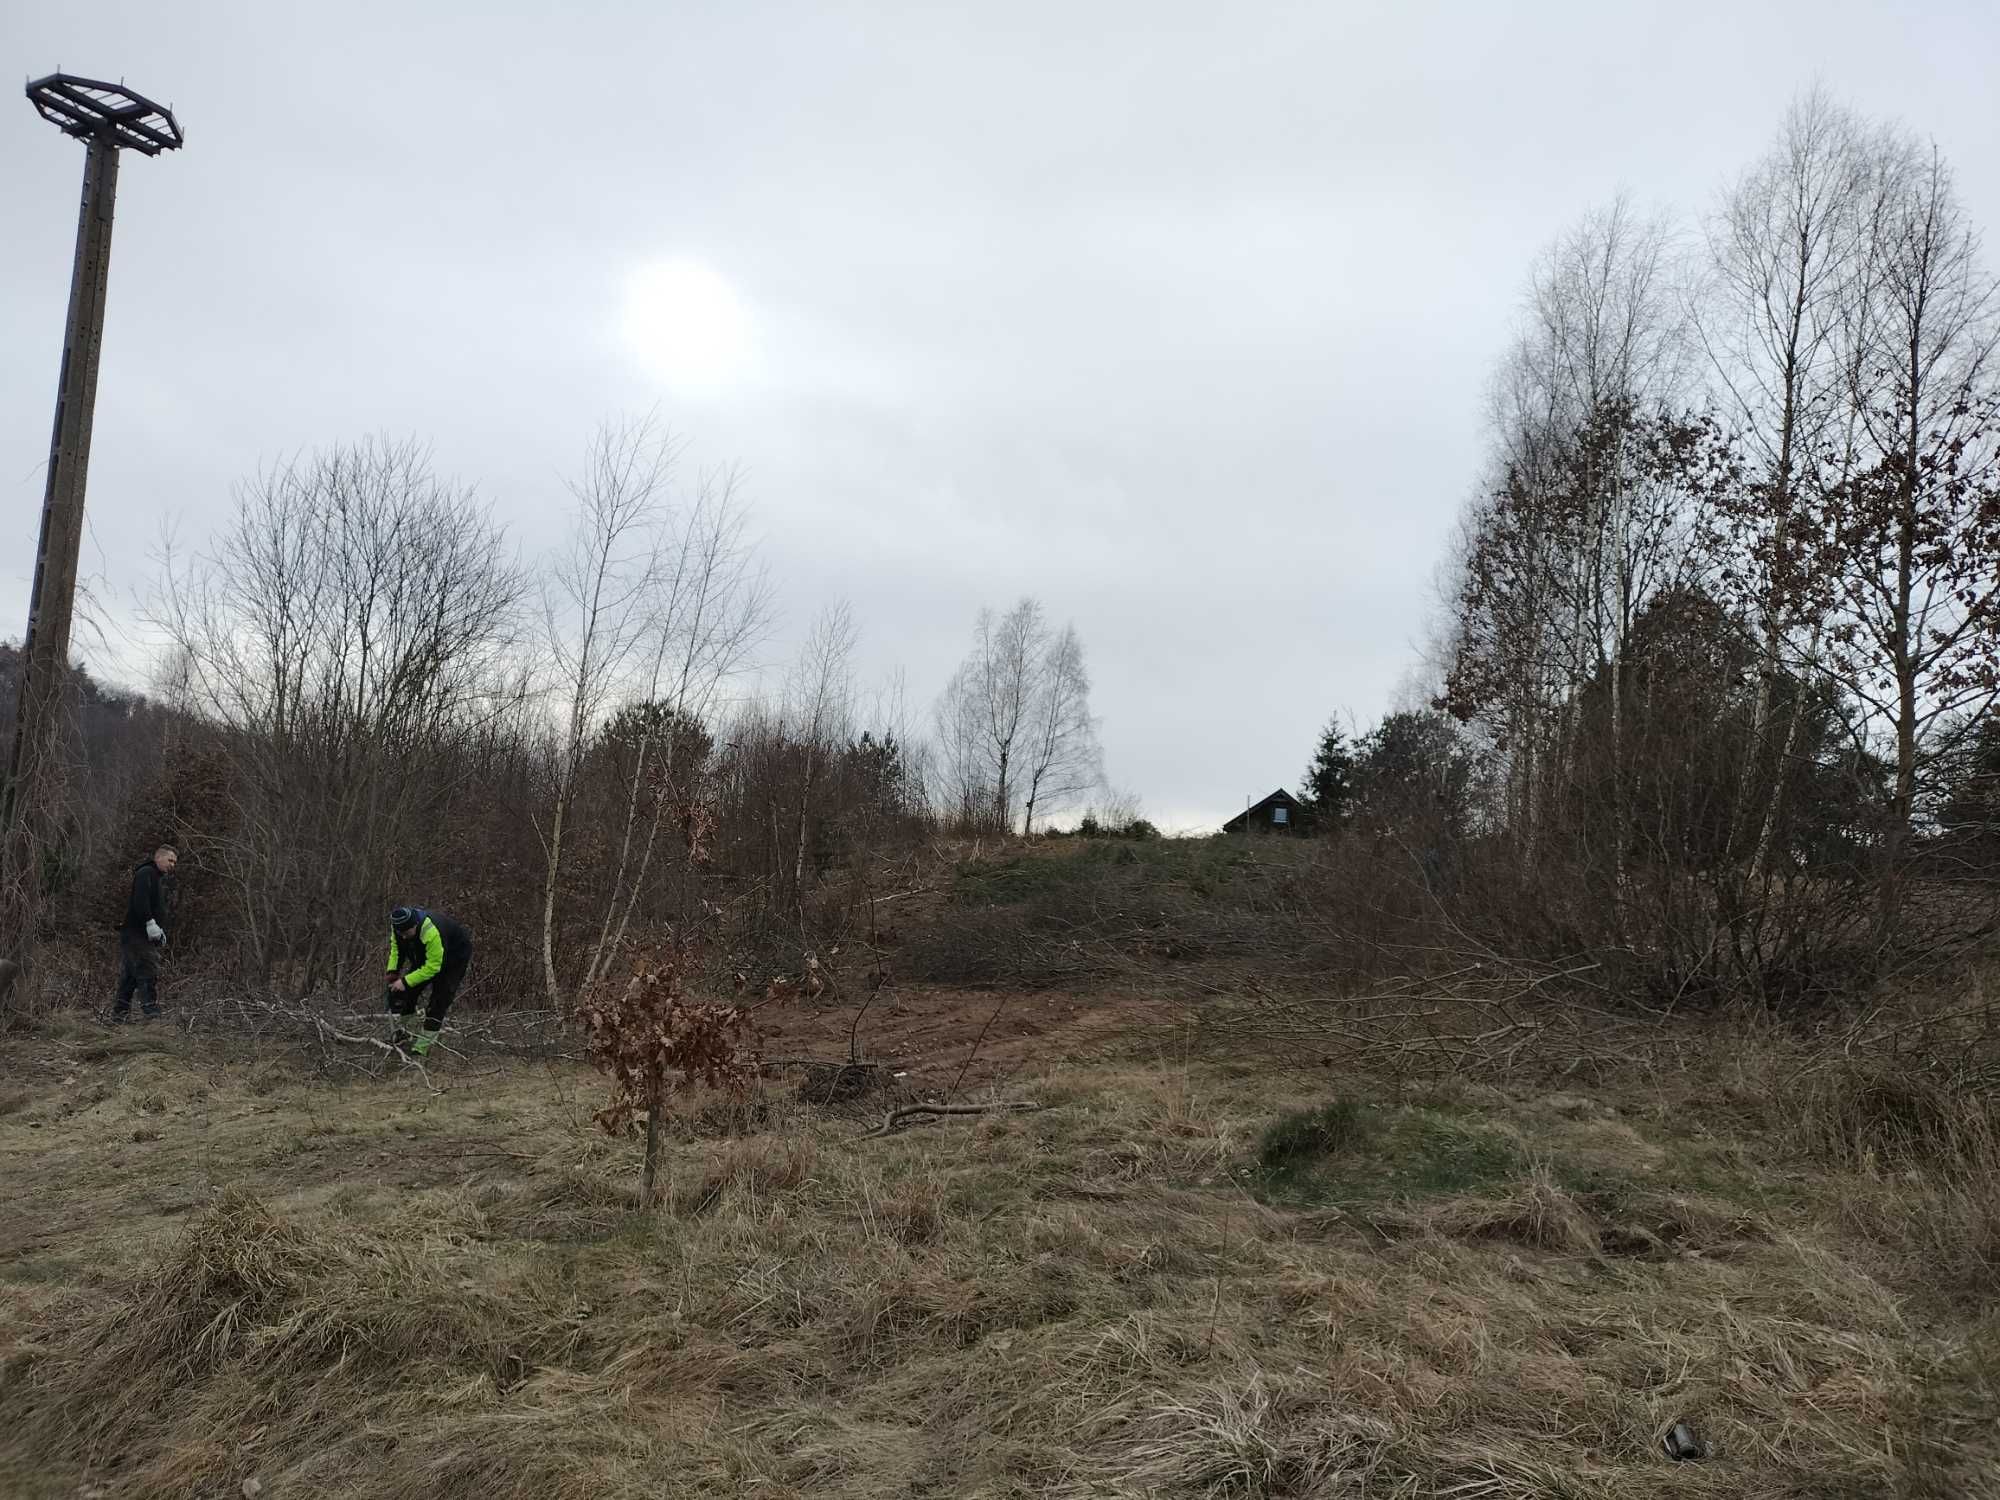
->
[1299,719,1355,826]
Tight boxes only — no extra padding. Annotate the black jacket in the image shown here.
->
[428,910,473,965]
[121,860,168,935]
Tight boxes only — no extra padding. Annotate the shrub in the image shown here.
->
[1259,1098,1370,1173]
[1788,1064,1994,1170]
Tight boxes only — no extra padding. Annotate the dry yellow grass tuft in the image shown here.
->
[1431,1164,1602,1256]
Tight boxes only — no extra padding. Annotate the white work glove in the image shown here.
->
[145,919,165,945]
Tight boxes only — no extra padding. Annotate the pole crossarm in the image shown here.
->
[25,73,184,156]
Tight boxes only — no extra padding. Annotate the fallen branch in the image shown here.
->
[760,1054,889,1073]
[866,885,943,905]
[299,1010,443,1091]
[203,996,445,1092]
[433,1144,536,1162]
[859,1100,1039,1139]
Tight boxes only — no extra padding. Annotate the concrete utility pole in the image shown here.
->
[4,75,182,959]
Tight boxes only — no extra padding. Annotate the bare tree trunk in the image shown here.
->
[781,604,856,924]
[1879,468,1920,932]
[540,795,567,1010]
[1701,94,1870,894]
[607,779,673,966]
[1606,473,1634,944]
[641,1081,664,1212]
[794,737,818,926]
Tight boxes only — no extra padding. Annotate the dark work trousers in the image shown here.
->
[392,946,471,1032]
[115,930,162,1016]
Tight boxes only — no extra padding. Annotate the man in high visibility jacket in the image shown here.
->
[385,905,473,1057]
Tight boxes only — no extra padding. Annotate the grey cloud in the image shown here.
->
[4,0,1995,829]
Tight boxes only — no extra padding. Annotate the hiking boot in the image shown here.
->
[107,1008,131,1026]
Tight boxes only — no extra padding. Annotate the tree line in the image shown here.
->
[1289,88,1998,1006]
[9,85,1994,1020]
[1,419,1113,1012]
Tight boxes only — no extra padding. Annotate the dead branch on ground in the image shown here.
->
[859,1100,1039,1139]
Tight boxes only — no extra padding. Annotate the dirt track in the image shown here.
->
[750,982,1191,1088]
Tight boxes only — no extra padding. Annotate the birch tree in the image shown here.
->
[1445,196,1692,878]
[540,419,770,1013]
[1821,138,2000,915]
[539,416,674,1011]
[783,602,858,920]
[1698,88,1875,876]
[1020,623,1101,835]
[936,598,1102,833]
[578,470,769,991]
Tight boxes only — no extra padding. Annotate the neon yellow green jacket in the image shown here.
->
[387,917,446,986]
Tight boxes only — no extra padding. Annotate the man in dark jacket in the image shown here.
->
[385,905,473,1057]
[113,845,177,1022]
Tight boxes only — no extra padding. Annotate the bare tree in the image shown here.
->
[535,427,770,1012]
[1820,138,2000,917]
[1698,88,1876,876]
[1446,196,1695,879]
[579,469,770,988]
[538,415,675,1011]
[1431,87,2000,1000]
[867,667,936,823]
[152,436,525,989]
[935,598,1052,831]
[934,657,994,830]
[784,602,858,920]
[1020,623,1102,834]
[981,601,1043,828]
[1519,194,1689,425]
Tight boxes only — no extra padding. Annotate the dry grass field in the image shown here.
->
[2,957,1996,1499]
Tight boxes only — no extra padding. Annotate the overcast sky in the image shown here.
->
[4,2,1996,831]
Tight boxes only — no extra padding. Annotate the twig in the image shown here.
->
[866,886,943,905]
[300,1011,443,1091]
[847,970,886,1066]
[858,1101,1039,1139]
[946,991,1013,1104]
[227,996,444,1092]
